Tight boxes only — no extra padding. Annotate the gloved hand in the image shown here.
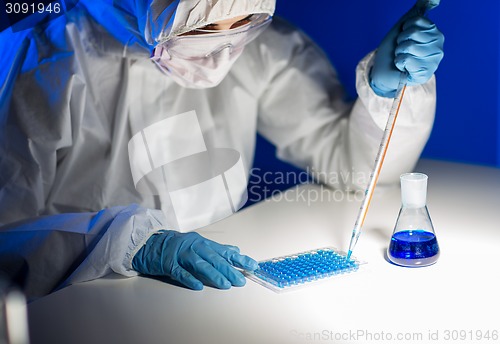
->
[369,11,444,98]
[132,230,259,290]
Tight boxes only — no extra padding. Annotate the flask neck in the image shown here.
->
[401,202,427,209]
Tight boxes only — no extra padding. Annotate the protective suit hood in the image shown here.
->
[81,0,275,51]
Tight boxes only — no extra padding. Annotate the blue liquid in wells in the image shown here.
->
[388,229,439,267]
[253,249,359,289]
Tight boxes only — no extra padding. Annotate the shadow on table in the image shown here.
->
[142,275,228,291]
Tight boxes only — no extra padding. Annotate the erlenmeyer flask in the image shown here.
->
[387,173,440,267]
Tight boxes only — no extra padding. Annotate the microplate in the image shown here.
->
[245,247,365,293]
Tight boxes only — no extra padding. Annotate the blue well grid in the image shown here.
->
[247,248,362,292]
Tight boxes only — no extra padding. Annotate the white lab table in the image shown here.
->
[27,160,500,344]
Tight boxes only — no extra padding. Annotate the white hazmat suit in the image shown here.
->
[0,0,435,298]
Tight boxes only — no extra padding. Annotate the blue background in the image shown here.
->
[253,0,500,182]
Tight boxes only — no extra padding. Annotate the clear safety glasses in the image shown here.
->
[160,13,272,60]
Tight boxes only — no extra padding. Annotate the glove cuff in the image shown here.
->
[131,230,171,275]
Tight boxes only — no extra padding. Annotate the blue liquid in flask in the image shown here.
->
[388,229,439,267]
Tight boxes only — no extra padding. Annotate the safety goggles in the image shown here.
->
[159,13,272,60]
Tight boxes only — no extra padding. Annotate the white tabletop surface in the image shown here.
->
[27,160,500,344]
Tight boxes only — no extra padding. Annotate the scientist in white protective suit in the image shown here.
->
[0,0,444,299]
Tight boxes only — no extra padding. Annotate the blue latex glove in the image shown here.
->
[369,12,444,97]
[132,230,259,290]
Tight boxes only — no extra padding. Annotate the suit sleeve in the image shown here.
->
[257,21,435,191]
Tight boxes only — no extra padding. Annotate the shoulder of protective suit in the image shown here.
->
[0,6,87,77]
[244,16,326,74]
[0,23,68,94]
[252,16,321,58]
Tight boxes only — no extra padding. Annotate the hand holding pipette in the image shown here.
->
[347,0,444,260]
[370,0,444,98]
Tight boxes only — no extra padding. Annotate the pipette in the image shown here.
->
[346,0,440,260]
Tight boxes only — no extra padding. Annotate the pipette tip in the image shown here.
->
[346,250,352,261]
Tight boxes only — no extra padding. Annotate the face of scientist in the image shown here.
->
[152,14,265,89]
[180,15,252,35]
